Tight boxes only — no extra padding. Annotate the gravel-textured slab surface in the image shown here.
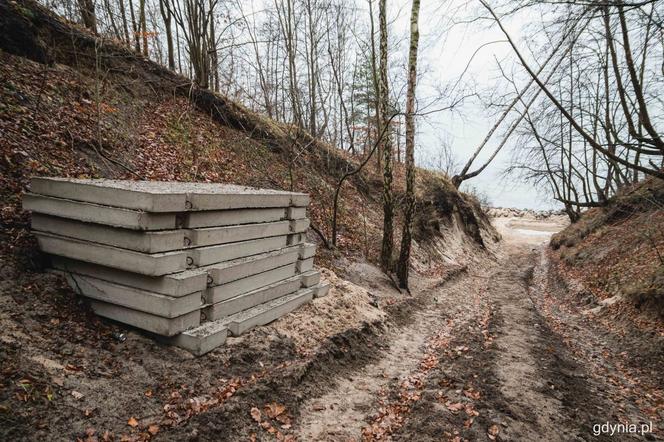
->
[170,322,228,356]
[31,177,309,211]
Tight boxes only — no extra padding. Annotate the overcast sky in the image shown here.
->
[390,0,560,210]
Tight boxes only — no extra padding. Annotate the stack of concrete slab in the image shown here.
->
[24,177,330,355]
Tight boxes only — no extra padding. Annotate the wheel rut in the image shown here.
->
[291,238,642,441]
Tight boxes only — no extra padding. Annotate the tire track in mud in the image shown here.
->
[481,249,578,441]
[293,266,495,441]
[294,241,636,442]
[168,271,472,442]
[390,245,605,442]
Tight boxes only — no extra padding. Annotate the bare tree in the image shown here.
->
[166,0,219,89]
[160,0,175,70]
[484,0,664,222]
[396,0,421,289]
[77,0,97,33]
[139,0,148,56]
[378,0,394,272]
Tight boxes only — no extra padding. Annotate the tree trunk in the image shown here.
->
[77,0,97,34]
[103,0,121,40]
[139,0,148,57]
[368,0,381,174]
[160,0,175,70]
[396,0,420,289]
[209,0,218,91]
[119,0,131,46]
[378,0,393,272]
[128,0,140,53]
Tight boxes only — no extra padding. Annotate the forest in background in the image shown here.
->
[22,0,664,283]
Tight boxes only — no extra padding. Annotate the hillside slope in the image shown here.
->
[0,2,498,440]
[545,178,664,424]
[551,177,664,321]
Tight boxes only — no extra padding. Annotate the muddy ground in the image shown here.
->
[1,216,662,441]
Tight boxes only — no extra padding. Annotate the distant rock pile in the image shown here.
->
[487,207,565,219]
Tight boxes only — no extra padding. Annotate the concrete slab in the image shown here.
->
[287,233,305,246]
[32,213,185,253]
[182,208,287,228]
[189,191,290,211]
[189,235,288,266]
[203,275,302,321]
[201,246,299,285]
[296,258,314,273]
[187,221,290,247]
[31,177,310,211]
[170,322,228,356]
[31,177,186,212]
[287,207,306,219]
[289,194,310,207]
[89,300,200,336]
[23,193,176,230]
[313,282,330,298]
[222,288,314,336]
[189,186,309,209]
[290,218,310,233]
[35,232,188,276]
[51,257,208,296]
[205,263,297,304]
[60,272,202,317]
[299,243,316,259]
[300,270,320,288]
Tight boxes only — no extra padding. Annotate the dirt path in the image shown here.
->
[289,217,660,441]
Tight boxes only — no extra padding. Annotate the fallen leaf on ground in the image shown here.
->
[147,424,159,435]
[127,417,138,428]
[265,402,286,418]
[250,407,261,423]
[446,402,464,413]
[465,404,479,417]
[464,388,480,400]
[488,424,500,440]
